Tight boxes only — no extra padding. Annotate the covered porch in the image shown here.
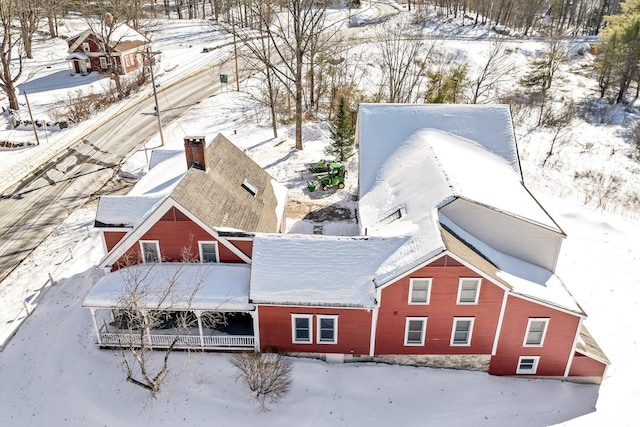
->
[66,52,91,76]
[84,263,258,351]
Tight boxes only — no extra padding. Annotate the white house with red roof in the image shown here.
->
[84,105,608,383]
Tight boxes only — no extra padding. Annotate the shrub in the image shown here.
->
[231,350,293,411]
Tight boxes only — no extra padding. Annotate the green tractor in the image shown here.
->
[308,159,341,174]
[307,163,346,192]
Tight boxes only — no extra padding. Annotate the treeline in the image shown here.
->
[410,0,621,36]
[25,0,621,36]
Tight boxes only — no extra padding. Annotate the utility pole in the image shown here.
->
[140,50,165,146]
[232,12,240,91]
[23,91,40,146]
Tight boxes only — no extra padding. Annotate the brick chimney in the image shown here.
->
[184,136,206,170]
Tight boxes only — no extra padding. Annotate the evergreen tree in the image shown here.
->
[600,0,640,103]
[325,97,355,162]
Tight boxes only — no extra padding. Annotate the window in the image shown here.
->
[99,43,105,52]
[408,278,431,304]
[516,356,540,374]
[140,241,160,263]
[451,317,474,346]
[524,318,549,346]
[199,241,219,263]
[124,55,130,67]
[457,278,481,304]
[99,57,108,69]
[82,42,90,52]
[404,317,427,346]
[291,315,313,344]
[317,315,338,344]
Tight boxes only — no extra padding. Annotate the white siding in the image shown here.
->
[440,199,564,271]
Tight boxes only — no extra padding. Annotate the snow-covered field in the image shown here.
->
[1,5,639,426]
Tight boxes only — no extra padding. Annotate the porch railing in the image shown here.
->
[99,332,255,349]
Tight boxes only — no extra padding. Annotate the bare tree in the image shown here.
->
[315,47,368,119]
[471,39,516,103]
[374,22,432,103]
[231,350,293,411]
[78,1,148,98]
[16,0,42,59]
[43,0,64,38]
[230,1,281,138]
[519,35,567,125]
[241,0,333,150]
[0,0,23,110]
[111,260,222,399]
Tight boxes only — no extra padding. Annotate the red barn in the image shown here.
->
[84,105,608,384]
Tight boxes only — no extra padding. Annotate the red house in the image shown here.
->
[84,105,608,384]
[66,22,151,76]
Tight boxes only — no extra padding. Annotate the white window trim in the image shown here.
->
[139,240,160,263]
[404,317,428,346]
[456,278,481,305]
[198,241,219,263]
[291,314,313,344]
[99,56,107,69]
[82,42,90,52]
[523,318,549,347]
[316,315,338,345]
[408,278,432,305]
[516,356,540,374]
[450,317,475,346]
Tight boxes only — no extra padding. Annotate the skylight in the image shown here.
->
[379,206,406,225]
[242,179,257,196]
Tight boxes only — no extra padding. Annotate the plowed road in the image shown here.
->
[0,66,225,284]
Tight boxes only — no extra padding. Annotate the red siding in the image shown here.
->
[489,295,580,376]
[121,53,139,74]
[112,206,247,270]
[103,231,127,252]
[374,261,504,355]
[258,305,372,355]
[229,239,253,258]
[569,353,607,377]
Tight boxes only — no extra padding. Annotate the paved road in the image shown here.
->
[0,60,229,284]
[0,3,393,287]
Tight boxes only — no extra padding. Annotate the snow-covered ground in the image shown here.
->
[1,5,639,426]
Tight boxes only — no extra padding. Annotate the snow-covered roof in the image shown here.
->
[95,149,186,227]
[107,24,149,44]
[83,263,252,311]
[427,129,560,230]
[66,52,89,60]
[357,103,521,197]
[67,24,150,54]
[95,195,164,228]
[250,234,413,307]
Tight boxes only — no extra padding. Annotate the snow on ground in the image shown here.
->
[1,6,639,427]
[2,196,637,426]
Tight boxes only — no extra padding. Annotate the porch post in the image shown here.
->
[194,310,205,348]
[89,308,102,346]
[142,309,152,346]
[250,310,260,352]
